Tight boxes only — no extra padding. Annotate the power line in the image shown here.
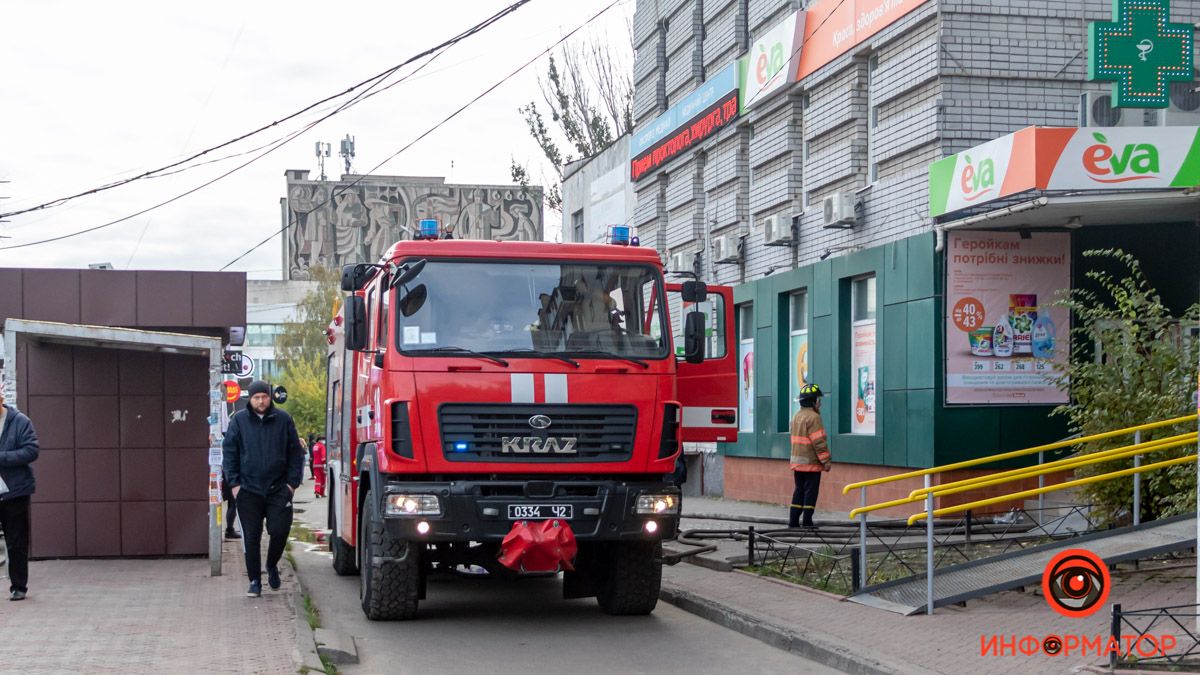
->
[0,2,527,252]
[0,1,531,222]
[220,0,624,272]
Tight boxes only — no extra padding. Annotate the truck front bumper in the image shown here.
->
[378,478,680,543]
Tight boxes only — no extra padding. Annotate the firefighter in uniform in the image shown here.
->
[789,383,831,528]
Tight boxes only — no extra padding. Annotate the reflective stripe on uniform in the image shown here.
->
[791,435,812,445]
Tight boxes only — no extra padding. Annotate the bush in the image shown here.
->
[1052,250,1199,524]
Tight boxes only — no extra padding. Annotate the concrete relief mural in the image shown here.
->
[285,178,543,280]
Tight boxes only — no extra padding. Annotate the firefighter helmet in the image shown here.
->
[797,383,824,402]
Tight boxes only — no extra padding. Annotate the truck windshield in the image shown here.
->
[395,260,669,360]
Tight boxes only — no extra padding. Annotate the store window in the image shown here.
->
[788,290,810,421]
[737,303,755,432]
[849,276,876,434]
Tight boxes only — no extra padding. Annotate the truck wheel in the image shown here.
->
[359,489,420,620]
[331,514,357,571]
[596,541,662,616]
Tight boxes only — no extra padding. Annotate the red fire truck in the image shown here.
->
[324,235,736,620]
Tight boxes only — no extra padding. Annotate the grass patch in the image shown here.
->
[302,592,321,630]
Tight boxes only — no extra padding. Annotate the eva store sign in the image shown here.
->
[928,126,1200,217]
[739,10,806,111]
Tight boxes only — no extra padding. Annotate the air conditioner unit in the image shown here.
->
[821,192,859,229]
[761,214,793,246]
[668,251,689,273]
[1155,78,1200,126]
[712,233,741,263]
[1079,91,1146,127]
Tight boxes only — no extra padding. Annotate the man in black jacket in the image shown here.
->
[222,380,304,598]
[0,392,39,601]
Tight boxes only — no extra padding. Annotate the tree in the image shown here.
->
[514,30,633,214]
[276,266,341,437]
[1052,249,1200,524]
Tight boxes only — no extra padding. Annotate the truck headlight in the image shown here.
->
[385,494,442,516]
[635,493,679,515]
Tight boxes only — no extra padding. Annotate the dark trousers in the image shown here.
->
[225,498,238,533]
[0,496,32,592]
[789,471,821,528]
[236,487,293,581]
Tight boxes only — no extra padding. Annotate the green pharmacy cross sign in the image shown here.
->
[1089,0,1194,108]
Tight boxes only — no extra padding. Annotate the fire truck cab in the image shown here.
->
[325,237,736,620]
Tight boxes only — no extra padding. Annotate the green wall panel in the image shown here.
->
[908,232,935,300]
[813,260,834,317]
[883,390,908,466]
[906,298,936,390]
[883,303,908,391]
[884,238,910,306]
[906,389,936,467]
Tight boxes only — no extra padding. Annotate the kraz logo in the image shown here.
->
[959,154,995,201]
[1083,132,1159,183]
[500,437,578,454]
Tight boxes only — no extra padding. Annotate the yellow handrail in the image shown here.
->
[907,452,1199,525]
[842,413,1197,495]
[907,432,1198,500]
[846,433,1197,519]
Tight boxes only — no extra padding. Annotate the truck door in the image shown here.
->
[666,283,738,442]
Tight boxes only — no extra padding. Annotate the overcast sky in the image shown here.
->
[0,0,633,277]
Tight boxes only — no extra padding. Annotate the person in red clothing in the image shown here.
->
[312,435,327,497]
[789,384,831,528]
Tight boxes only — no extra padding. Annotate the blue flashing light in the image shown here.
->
[607,225,631,246]
[453,442,469,452]
[418,218,440,240]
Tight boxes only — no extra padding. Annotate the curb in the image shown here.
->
[659,584,940,675]
[287,557,330,674]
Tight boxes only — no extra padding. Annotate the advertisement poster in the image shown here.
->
[739,341,755,432]
[946,232,1071,405]
[788,333,810,421]
[851,324,876,434]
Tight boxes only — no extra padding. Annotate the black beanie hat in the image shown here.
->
[248,379,271,398]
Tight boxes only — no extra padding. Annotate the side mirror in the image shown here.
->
[391,259,426,288]
[341,263,373,292]
[272,385,289,405]
[345,295,368,351]
[399,284,428,317]
[680,280,708,303]
[683,311,706,364]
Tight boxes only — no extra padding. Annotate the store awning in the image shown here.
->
[937,190,1200,231]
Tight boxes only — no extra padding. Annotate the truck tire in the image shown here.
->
[596,541,662,616]
[359,489,420,620]
[329,498,358,576]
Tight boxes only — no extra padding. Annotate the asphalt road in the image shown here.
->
[288,485,839,674]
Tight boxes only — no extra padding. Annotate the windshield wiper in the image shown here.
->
[565,350,650,369]
[497,348,581,368]
[407,346,509,367]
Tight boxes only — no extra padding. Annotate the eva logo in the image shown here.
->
[753,41,787,88]
[959,154,995,201]
[1083,132,1159,183]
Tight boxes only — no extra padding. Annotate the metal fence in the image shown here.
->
[1111,602,1200,669]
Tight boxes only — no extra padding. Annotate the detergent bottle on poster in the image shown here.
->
[992,315,1014,358]
[1031,313,1057,359]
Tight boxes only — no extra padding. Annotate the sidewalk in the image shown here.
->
[0,529,305,673]
[663,496,1200,675]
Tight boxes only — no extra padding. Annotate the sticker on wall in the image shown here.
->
[851,323,876,434]
[739,342,755,432]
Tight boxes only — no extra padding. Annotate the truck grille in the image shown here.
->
[439,404,637,462]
